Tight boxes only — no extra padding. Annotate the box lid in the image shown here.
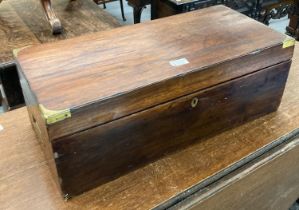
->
[15,5,295,140]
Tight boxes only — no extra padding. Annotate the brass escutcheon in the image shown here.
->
[191,97,199,108]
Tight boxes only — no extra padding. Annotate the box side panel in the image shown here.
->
[52,61,291,196]
[48,45,294,140]
[17,64,63,196]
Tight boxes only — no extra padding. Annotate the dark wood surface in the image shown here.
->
[16,6,294,197]
[16,6,288,111]
[0,43,298,210]
[53,61,290,196]
[16,6,293,140]
[46,44,293,140]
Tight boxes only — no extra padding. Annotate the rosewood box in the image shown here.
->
[15,6,295,198]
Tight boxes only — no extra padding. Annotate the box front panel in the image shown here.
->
[53,61,291,196]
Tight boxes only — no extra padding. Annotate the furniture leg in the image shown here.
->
[94,0,106,9]
[151,0,157,20]
[127,0,150,23]
[120,0,127,21]
[133,6,144,23]
[40,0,63,34]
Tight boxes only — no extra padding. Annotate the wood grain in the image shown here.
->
[53,61,291,196]
[47,44,293,140]
[0,0,120,109]
[16,6,293,140]
[171,136,299,210]
[0,0,120,64]
[9,0,120,43]
[0,44,299,209]
[17,6,289,111]
[0,1,39,64]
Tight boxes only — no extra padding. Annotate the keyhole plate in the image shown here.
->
[191,97,199,108]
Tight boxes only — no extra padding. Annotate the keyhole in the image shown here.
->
[191,97,199,108]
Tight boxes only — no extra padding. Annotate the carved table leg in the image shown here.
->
[40,0,63,34]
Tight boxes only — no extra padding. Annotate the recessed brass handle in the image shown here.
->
[191,97,199,108]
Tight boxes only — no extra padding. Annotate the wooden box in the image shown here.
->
[15,6,295,198]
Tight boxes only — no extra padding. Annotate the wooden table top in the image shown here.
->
[0,43,298,209]
[0,0,120,64]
